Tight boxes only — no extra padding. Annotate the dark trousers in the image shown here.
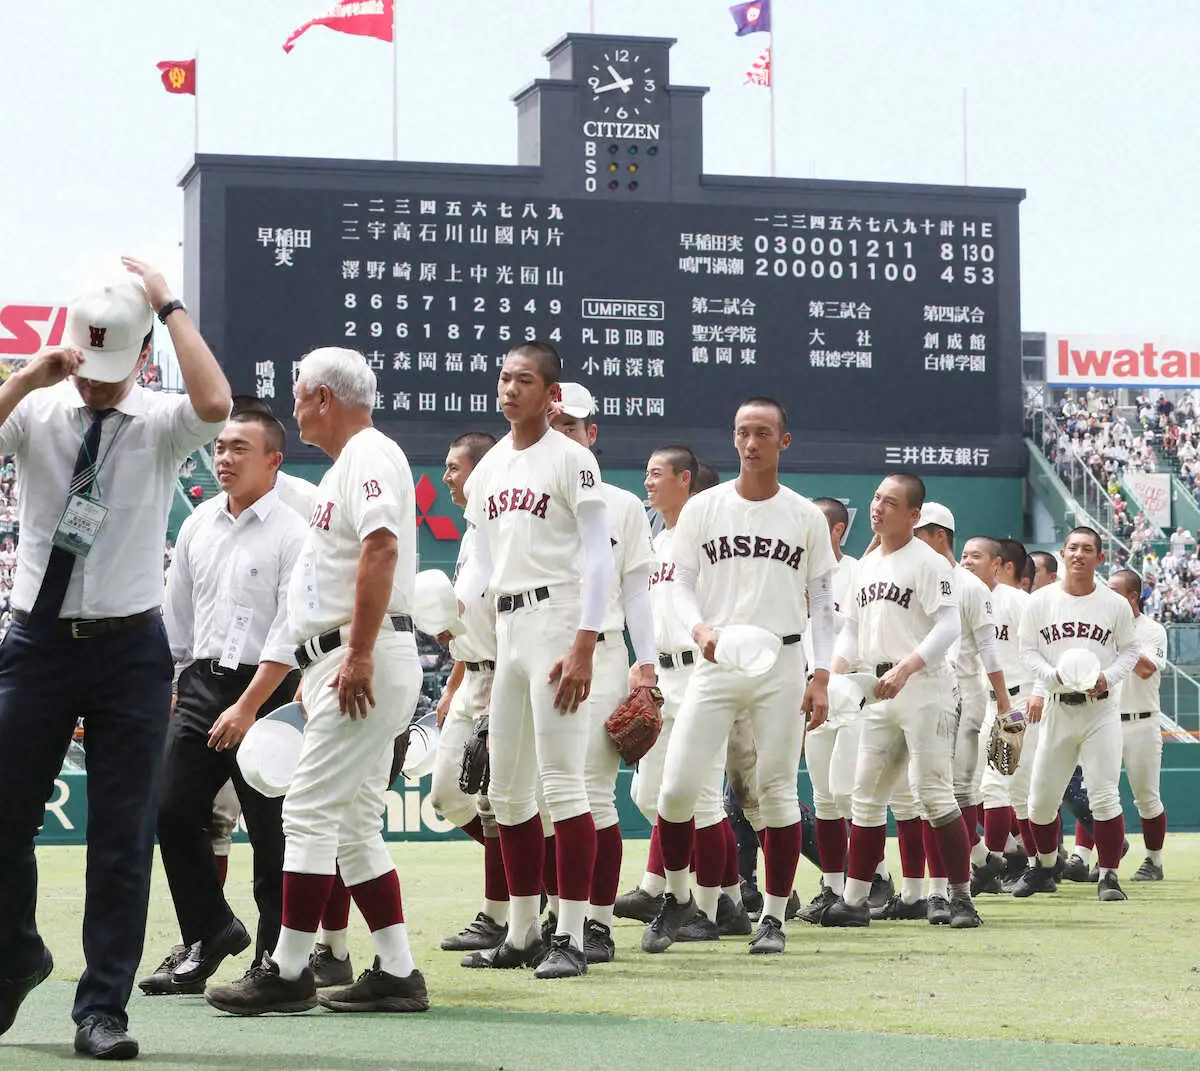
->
[0,615,173,1028]
[724,782,821,883]
[157,661,299,964]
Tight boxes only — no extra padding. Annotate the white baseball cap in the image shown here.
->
[558,382,596,420]
[236,702,306,798]
[1056,649,1102,692]
[402,709,440,778]
[714,624,782,677]
[65,279,153,383]
[412,569,464,638]
[916,501,956,532]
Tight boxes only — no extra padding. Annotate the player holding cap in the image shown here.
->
[1107,569,1168,881]
[822,474,981,929]
[428,431,512,951]
[643,397,837,955]
[206,346,429,1015]
[457,342,614,979]
[547,384,657,963]
[1011,527,1138,902]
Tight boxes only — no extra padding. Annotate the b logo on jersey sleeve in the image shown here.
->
[580,470,595,488]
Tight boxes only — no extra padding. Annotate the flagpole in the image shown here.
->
[961,86,969,185]
[589,0,596,32]
[392,0,399,160]
[193,46,200,157]
[768,29,776,177]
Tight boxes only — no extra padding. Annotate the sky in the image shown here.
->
[2,1,1199,337]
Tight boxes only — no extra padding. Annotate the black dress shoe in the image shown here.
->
[0,946,53,1037]
[74,1014,139,1060]
[173,917,251,986]
[138,944,203,996]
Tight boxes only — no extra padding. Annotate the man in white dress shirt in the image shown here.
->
[140,409,306,995]
[0,259,230,1060]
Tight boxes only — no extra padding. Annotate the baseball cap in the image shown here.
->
[65,280,153,383]
[558,382,596,420]
[916,501,956,532]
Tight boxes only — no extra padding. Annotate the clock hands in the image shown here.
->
[593,65,634,95]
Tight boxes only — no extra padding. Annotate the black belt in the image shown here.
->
[464,660,496,672]
[12,607,161,640]
[782,634,803,645]
[198,660,259,678]
[989,685,1021,700]
[875,662,895,677]
[1059,691,1109,705]
[1121,710,1155,722]
[495,586,550,613]
[295,614,413,670]
[658,650,697,670]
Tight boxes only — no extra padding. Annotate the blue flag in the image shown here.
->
[730,0,771,36]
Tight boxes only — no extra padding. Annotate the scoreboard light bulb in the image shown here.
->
[608,144,619,154]
[628,181,639,191]
[647,145,659,156]
[628,164,638,173]
[628,145,639,155]
[608,180,619,190]
[608,162,619,172]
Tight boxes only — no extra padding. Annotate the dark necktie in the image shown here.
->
[32,408,114,619]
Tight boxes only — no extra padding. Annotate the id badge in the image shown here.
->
[299,550,320,619]
[52,494,108,558]
[219,604,255,670]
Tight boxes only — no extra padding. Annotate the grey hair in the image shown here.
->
[294,347,376,410]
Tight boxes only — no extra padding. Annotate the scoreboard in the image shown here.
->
[184,34,1025,475]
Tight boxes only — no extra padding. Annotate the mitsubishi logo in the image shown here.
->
[414,474,460,540]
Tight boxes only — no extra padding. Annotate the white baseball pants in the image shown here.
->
[209,779,240,856]
[979,687,1039,818]
[583,639,632,831]
[952,673,988,807]
[805,718,861,822]
[1027,699,1123,826]
[429,665,495,830]
[1121,715,1164,820]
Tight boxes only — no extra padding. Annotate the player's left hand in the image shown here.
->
[332,647,376,719]
[996,693,1013,717]
[121,255,174,309]
[435,630,454,647]
[802,672,830,730]
[693,624,718,663]
[208,701,255,752]
[875,662,912,700]
[548,639,594,713]
[1088,673,1109,698]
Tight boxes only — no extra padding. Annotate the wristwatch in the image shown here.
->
[156,299,187,325]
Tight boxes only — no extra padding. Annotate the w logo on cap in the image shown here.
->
[88,326,107,348]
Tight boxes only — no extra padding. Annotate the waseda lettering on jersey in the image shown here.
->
[856,582,914,609]
[650,562,676,585]
[995,624,1010,641]
[486,488,551,520]
[311,502,334,531]
[1038,621,1113,645]
[700,535,805,570]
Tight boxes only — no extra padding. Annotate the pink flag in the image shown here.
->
[746,45,771,86]
[283,0,394,53]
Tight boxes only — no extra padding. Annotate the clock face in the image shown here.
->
[586,47,660,118]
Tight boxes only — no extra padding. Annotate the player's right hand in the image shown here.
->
[15,345,83,391]
[1027,696,1044,723]
[436,689,452,728]
[693,624,718,663]
[548,642,593,713]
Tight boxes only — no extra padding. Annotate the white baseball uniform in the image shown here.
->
[1117,612,1167,821]
[658,483,836,830]
[283,427,422,885]
[951,564,995,807]
[1020,582,1138,827]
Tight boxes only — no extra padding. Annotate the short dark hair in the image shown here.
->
[450,431,497,467]
[1031,550,1059,576]
[812,497,850,531]
[509,341,562,386]
[886,472,926,511]
[1065,526,1102,554]
[231,395,274,418]
[965,535,1002,559]
[736,396,788,432]
[1110,568,1141,599]
[694,462,720,493]
[918,523,955,554]
[228,409,286,455]
[651,444,699,490]
[996,537,1028,576]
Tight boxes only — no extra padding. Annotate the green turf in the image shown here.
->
[5,836,1200,1068]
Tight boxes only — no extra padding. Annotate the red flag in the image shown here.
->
[156,59,196,95]
[283,0,394,53]
[745,46,771,87]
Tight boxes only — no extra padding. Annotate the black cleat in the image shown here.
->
[308,943,354,988]
[1133,857,1164,882]
[820,897,871,927]
[440,912,508,952]
[583,920,616,963]
[461,935,545,969]
[319,959,429,1012]
[926,894,952,925]
[173,917,251,986]
[1010,862,1057,898]
[784,890,802,921]
[641,893,698,954]
[796,885,839,925]
[539,912,557,950]
[715,893,753,936]
[1097,871,1128,902]
[1053,846,1068,880]
[748,914,787,954]
[1001,850,1028,888]
[866,872,896,911]
[613,886,663,924]
[1061,853,1096,883]
[970,854,1005,896]
[740,878,764,920]
[73,1014,138,1060]
[0,946,53,1037]
[534,934,587,978]
[871,894,927,921]
[676,911,721,942]
[205,957,318,1016]
[949,894,983,928]
[138,943,203,996]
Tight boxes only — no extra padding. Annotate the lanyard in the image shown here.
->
[75,409,130,501]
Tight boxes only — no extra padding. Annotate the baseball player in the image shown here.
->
[643,397,837,955]
[206,346,429,1015]
[456,342,614,979]
[428,432,512,951]
[546,385,657,962]
[1011,526,1138,902]
[821,474,982,929]
[796,498,863,922]
[1107,569,1168,881]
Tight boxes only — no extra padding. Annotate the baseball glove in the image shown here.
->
[605,685,665,765]
[459,714,490,795]
[388,726,411,788]
[986,705,1027,777]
